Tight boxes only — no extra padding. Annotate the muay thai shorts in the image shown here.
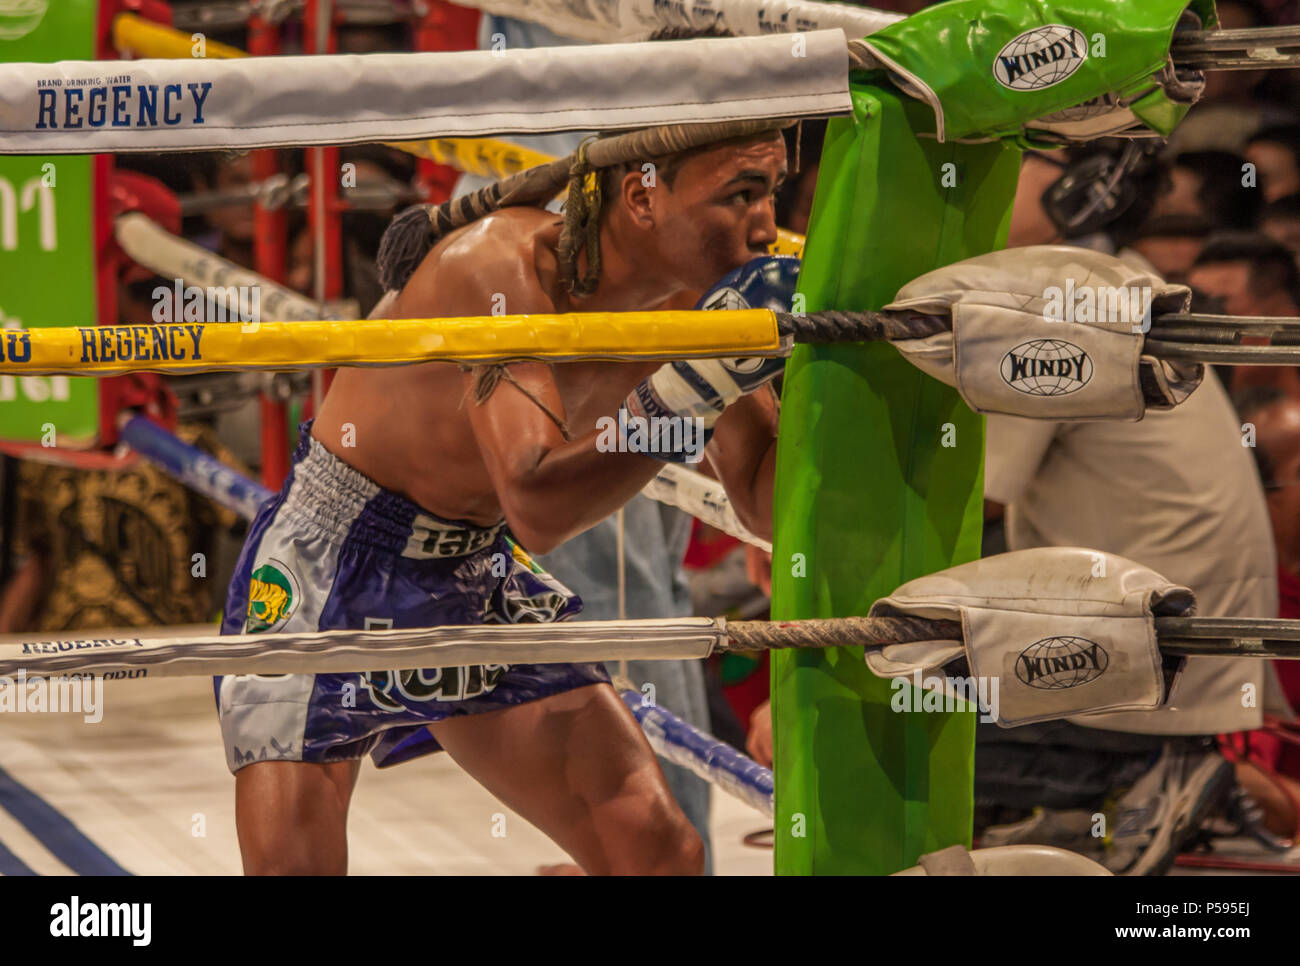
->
[215,421,607,773]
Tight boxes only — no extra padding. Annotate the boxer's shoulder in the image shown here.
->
[398,208,563,317]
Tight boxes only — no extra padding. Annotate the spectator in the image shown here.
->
[1228,385,1300,836]
[1247,125,1300,203]
[1189,233,1300,397]
[1007,144,1168,253]
[1190,232,1300,316]
[187,150,258,270]
[1006,153,1071,247]
[974,158,1278,874]
[1155,151,1261,229]
[1236,385,1300,718]
[775,119,827,236]
[1259,193,1300,260]
[1126,215,1214,283]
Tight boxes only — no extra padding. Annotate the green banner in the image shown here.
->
[771,89,1020,875]
[0,0,98,444]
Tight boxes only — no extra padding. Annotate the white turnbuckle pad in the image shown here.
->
[893,844,1112,876]
[887,246,1199,420]
[866,547,1195,726]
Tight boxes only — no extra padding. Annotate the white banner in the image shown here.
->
[459,0,900,43]
[0,31,850,154]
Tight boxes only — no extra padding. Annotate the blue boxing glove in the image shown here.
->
[619,256,798,463]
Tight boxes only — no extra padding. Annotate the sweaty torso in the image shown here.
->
[312,208,667,526]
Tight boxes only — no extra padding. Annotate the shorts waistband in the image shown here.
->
[280,421,505,559]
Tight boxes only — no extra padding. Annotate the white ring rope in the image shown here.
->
[0,32,851,154]
[455,0,900,43]
[0,617,727,680]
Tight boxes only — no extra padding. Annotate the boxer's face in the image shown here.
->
[644,135,786,291]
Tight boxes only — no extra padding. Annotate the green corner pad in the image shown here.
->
[770,89,1021,875]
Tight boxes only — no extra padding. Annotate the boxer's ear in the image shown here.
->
[618,166,658,230]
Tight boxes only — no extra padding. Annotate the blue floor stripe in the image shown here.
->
[0,765,131,876]
[0,836,36,876]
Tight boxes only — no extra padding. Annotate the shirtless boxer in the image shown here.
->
[215,126,791,875]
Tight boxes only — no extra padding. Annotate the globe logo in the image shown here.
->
[1015,636,1108,690]
[0,0,48,41]
[992,24,1088,92]
[1000,339,1092,396]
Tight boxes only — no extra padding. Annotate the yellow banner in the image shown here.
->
[0,311,783,377]
[113,13,246,60]
[770,231,807,257]
[393,137,556,179]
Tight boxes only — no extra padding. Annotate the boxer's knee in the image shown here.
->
[599,798,705,876]
[235,759,357,876]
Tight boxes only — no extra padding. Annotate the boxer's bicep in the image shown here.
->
[433,263,570,485]
[463,362,570,489]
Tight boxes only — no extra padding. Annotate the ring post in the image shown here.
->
[771,87,1018,875]
[772,0,1217,874]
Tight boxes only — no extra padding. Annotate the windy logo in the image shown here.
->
[993,25,1088,91]
[1015,636,1108,690]
[1000,339,1093,397]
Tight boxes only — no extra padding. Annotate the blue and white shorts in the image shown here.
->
[215,422,608,773]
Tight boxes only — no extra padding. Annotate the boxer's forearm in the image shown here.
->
[494,432,673,554]
[467,361,688,553]
[705,387,779,541]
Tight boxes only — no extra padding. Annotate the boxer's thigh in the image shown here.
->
[429,681,703,875]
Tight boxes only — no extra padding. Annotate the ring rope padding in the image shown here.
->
[0,309,783,377]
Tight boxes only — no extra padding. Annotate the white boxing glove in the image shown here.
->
[886,246,1200,421]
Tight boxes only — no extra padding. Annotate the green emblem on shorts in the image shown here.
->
[246,560,299,633]
[506,537,544,575]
